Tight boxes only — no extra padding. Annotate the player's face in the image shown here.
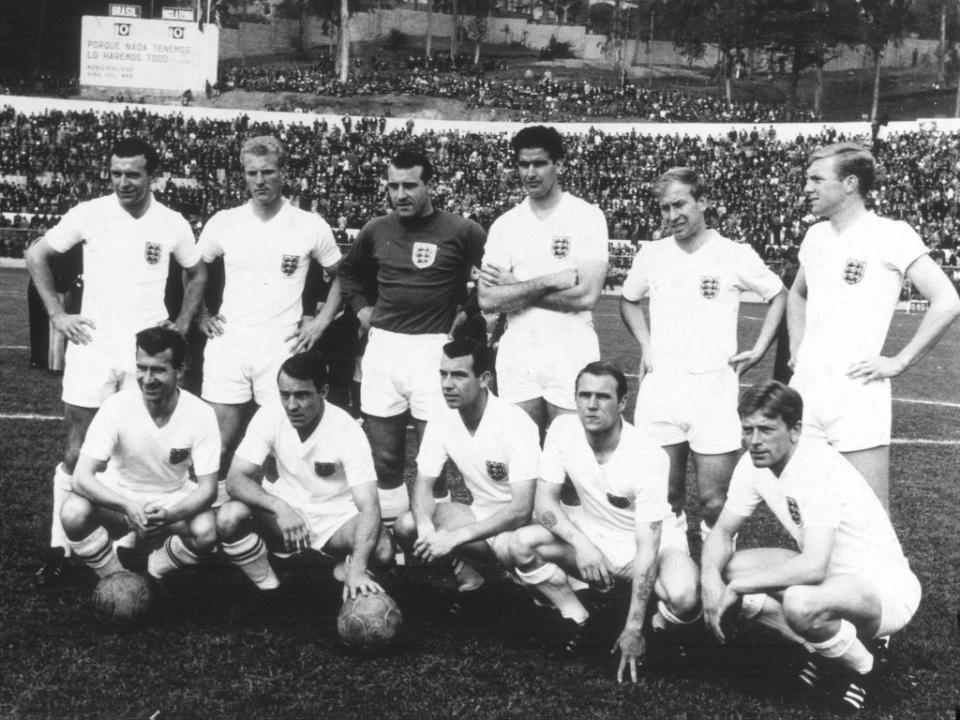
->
[439,353,488,410]
[135,347,181,405]
[575,372,626,435]
[110,154,152,214]
[658,180,706,244]
[804,156,850,218]
[386,164,433,219]
[517,147,562,201]
[278,372,326,430]
[243,152,284,209]
[740,410,800,476]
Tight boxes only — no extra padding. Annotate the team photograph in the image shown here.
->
[1,1,959,718]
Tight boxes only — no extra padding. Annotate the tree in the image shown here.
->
[666,0,766,103]
[463,0,494,65]
[857,0,913,121]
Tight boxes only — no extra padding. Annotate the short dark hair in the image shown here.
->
[278,352,330,393]
[135,326,186,368]
[389,149,433,183]
[511,125,565,163]
[738,380,803,428]
[654,167,708,201]
[575,361,628,401]
[808,143,875,197]
[111,138,159,174]
[442,337,491,375]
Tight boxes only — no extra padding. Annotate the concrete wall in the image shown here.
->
[219,13,941,73]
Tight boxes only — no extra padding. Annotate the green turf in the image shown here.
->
[1,267,958,719]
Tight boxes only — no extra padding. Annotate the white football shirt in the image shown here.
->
[81,387,220,495]
[484,192,608,334]
[198,200,341,335]
[621,231,783,374]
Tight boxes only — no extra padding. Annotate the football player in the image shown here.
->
[702,380,920,713]
[509,362,701,682]
[60,327,219,582]
[217,353,393,600]
[393,338,539,592]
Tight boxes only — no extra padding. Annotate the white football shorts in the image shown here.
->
[360,328,447,420]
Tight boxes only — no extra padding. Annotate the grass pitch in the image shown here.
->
[1,267,958,719]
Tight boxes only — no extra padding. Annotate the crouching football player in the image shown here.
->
[61,327,220,582]
[509,362,701,682]
[393,338,539,593]
[216,353,393,600]
[701,381,921,713]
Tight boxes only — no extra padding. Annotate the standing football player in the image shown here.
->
[217,353,392,600]
[788,143,960,509]
[702,381,920,713]
[60,327,219,582]
[620,167,786,540]
[25,138,207,584]
[337,150,487,522]
[478,125,608,437]
[197,136,343,486]
[509,362,701,682]
[393,338,539,593]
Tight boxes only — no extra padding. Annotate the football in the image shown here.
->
[337,592,403,649]
[92,571,153,626]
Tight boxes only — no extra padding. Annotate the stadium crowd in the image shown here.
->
[2,104,959,272]
[222,60,821,123]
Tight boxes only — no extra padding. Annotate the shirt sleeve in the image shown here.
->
[233,407,273,467]
[722,454,763,518]
[311,217,343,269]
[620,247,649,302]
[631,445,671,527]
[339,417,378,487]
[190,404,222,477]
[573,204,610,264]
[337,223,375,315]
[794,452,844,530]
[465,218,487,269]
[538,420,568,485]
[481,215,511,270]
[735,243,784,301]
[880,220,928,275]
[79,397,121,462]
[44,203,89,254]
[505,410,541,483]
[415,416,449,479]
[197,214,225,264]
[170,214,202,269]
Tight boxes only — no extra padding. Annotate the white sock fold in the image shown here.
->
[810,620,874,675]
[516,563,589,624]
[148,535,202,579]
[69,526,123,578]
[221,534,279,590]
[378,485,410,522]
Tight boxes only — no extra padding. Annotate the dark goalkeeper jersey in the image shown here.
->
[339,210,486,335]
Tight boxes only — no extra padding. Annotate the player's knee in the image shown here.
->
[189,513,218,553]
[216,501,251,540]
[699,494,727,526]
[507,526,539,567]
[60,495,95,538]
[782,585,826,635]
[392,511,416,544]
[663,581,701,618]
[373,533,395,565]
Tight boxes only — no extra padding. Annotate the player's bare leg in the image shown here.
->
[217,500,280,590]
[841,446,890,512]
[652,547,701,629]
[515,397,548,441]
[409,416,447,500]
[363,412,411,521]
[691,449,738,538]
[208,401,257,479]
[38,403,98,585]
[509,525,590,623]
[662,442,690,519]
[394,502,487,590]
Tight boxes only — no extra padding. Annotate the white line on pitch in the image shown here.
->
[0,413,62,421]
[0,345,28,350]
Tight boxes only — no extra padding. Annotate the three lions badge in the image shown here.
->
[281,254,300,277]
[412,242,437,269]
[606,492,632,510]
[144,242,162,265]
[786,497,803,526]
[486,461,508,482]
[315,462,336,477]
[842,258,866,285]
[551,236,571,259]
[699,275,721,299]
[169,448,191,464]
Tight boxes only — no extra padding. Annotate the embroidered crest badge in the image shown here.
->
[842,258,866,285]
[314,462,336,477]
[412,242,437,269]
[699,275,721,299]
[606,492,631,510]
[144,242,162,265]
[486,461,508,482]
[786,496,803,526]
[551,236,571,259]
[281,254,300,277]
[169,448,191,464]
